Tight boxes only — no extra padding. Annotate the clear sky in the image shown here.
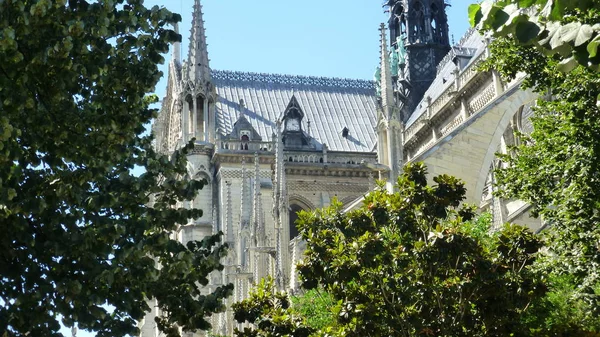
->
[146,0,472,100]
[60,1,472,336]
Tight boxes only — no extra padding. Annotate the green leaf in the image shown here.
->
[515,20,542,43]
[468,4,483,27]
[518,0,538,7]
[587,35,600,57]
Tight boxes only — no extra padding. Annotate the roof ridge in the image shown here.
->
[211,69,375,90]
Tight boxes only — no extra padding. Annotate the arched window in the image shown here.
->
[410,1,425,43]
[289,204,305,240]
[392,4,405,43]
[431,3,438,39]
[240,132,250,150]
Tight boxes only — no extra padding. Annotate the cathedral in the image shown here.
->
[142,0,541,335]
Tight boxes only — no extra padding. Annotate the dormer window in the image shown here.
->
[240,130,251,150]
[240,130,251,141]
[284,107,302,132]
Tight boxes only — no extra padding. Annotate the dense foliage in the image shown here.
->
[0,1,231,336]
[469,0,600,72]
[470,0,600,332]
[470,0,600,333]
[478,37,600,335]
[296,164,543,337]
[291,289,336,332]
[232,277,314,337]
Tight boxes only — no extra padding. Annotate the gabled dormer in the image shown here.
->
[225,100,262,142]
[281,95,311,149]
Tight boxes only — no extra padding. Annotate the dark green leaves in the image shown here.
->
[295,163,543,336]
[232,277,315,337]
[0,1,230,336]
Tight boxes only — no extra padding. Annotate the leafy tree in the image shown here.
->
[470,0,600,332]
[0,1,232,336]
[296,163,544,337]
[232,277,314,337]
[478,36,600,334]
[469,0,600,72]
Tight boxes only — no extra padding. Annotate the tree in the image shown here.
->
[469,0,600,332]
[471,1,600,331]
[477,36,600,335]
[469,0,600,72]
[0,1,232,336]
[232,277,314,337]
[296,163,544,337]
[290,289,336,333]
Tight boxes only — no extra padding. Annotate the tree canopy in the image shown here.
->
[469,0,600,72]
[232,277,315,337]
[295,164,543,337]
[0,1,231,336]
[470,0,600,332]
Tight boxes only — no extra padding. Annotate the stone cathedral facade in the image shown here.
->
[142,0,541,335]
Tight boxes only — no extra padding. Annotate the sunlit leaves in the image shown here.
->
[296,164,543,336]
[469,0,600,71]
[483,20,600,332]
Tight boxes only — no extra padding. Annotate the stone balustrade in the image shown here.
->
[403,48,500,159]
[283,151,378,165]
[216,140,274,152]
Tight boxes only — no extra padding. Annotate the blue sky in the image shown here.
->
[146,0,472,100]
[61,1,472,336]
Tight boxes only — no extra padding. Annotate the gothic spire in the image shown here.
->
[187,0,211,85]
[173,22,181,65]
[379,23,395,113]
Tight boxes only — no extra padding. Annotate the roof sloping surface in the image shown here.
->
[406,29,486,127]
[212,70,378,152]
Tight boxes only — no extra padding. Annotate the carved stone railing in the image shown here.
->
[468,80,496,113]
[283,151,377,165]
[217,140,274,152]
[430,82,457,120]
[440,114,465,136]
[404,48,496,158]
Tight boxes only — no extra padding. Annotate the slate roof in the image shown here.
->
[212,70,378,153]
[406,28,486,127]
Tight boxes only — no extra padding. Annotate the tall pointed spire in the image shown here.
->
[379,23,395,112]
[187,0,211,85]
[173,22,181,65]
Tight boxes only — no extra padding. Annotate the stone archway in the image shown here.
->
[288,195,315,240]
[413,87,537,204]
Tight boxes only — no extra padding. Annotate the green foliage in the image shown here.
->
[524,274,600,336]
[474,1,600,333]
[291,289,337,332]
[0,1,232,336]
[469,0,600,71]
[479,18,600,332]
[297,163,544,337]
[232,277,314,337]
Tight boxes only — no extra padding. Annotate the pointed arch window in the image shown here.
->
[288,204,305,240]
[410,1,426,43]
[392,4,406,44]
